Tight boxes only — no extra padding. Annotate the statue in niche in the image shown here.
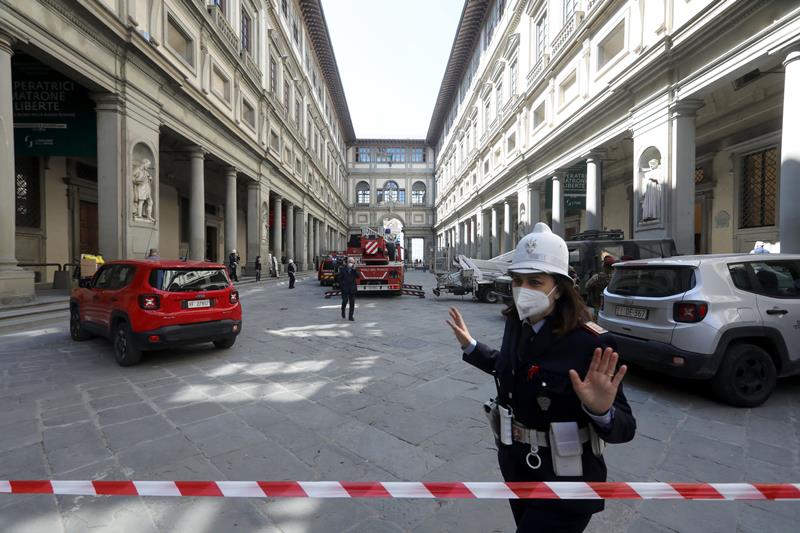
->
[261,209,269,241]
[132,158,154,220]
[641,158,662,222]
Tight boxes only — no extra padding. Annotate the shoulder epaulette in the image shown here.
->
[583,321,607,336]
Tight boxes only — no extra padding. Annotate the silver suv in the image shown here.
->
[598,254,800,407]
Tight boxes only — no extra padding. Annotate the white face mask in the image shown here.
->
[512,286,558,321]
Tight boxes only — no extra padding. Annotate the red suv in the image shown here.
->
[70,260,242,366]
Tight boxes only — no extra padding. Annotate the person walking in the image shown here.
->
[585,256,616,320]
[337,257,359,321]
[255,255,262,282]
[287,259,296,289]
[228,249,240,282]
[446,223,635,533]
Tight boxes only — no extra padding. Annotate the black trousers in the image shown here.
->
[255,269,261,282]
[510,505,592,533]
[341,291,355,318]
[288,273,295,288]
[229,265,238,282]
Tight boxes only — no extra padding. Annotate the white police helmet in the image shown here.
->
[509,222,569,278]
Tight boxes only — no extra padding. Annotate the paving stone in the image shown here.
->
[115,434,202,473]
[88,392,143,411]
[163,402,227,425]
[101,414,178,452]
[96,402,156,426]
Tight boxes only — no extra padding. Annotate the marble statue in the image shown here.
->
[132,158,154,220]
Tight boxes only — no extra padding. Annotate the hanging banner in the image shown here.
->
[12,54,96,157]
[545,163,587,213]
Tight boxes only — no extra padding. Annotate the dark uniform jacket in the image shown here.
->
[228,253,239,268]
[287,262,296,275]
[337,266,359,294]
[464,314,636,515]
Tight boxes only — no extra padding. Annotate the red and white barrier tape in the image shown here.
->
[2,481,800,500]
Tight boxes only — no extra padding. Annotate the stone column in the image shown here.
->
[295,208,306,270]
[321,222,328,254]
[503,200,512,252]
[480,209,491,259]
[94,94,125,260]
[246,181,261,273]
[552,174,564,237]
[586,155,602,231]
[670,100,703,255]
[188,147,206,260]
[529,187,541,228]
[314,219,322,264]
[224,167,237,257]
[0,33,34,303]
[780,48,800,253]
[491,207,499,257]
[285,203,295,261]
[272,196,282,262]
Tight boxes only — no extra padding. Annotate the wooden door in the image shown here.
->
[79,201,99,254]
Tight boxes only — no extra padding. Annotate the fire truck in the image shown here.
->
[324,227,424,298]
[317,252,341,286]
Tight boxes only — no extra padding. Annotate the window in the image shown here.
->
[563,0,577,24]
[509,60,518,96]
[356,181,370,205]
[608,266,696,297]
[283,80,290,110]
[167,15,194,67]
[281,0,288,17]
[536,12,548,60]
[472,121,477,146]
[269,57,277,94]
[728,263,753,291]
[242,98,256,129]
[294,88,302,124]
[410,148,425,162]
[240,8,252,54]
[484,98,491,130]
[559,71,577,106]
[292,18,300,44]
[412,182,426,205]
[211,65,231,103]
[495,80,504,114]
[749,261,800,298]
[381,181,400,204]
[741,147,777,228]
[532,101,546,129]
[507,132,516,152]
[295,157,302,174]
[270,130,280,152]
[598,19,625,69]
[14,157,40,228]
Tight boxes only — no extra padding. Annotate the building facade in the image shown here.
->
[429,0,800,262]
[346,140,436,265]
[1,0,355,302]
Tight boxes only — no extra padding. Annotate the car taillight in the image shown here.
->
[674,302,708,323]
[229,290,239,304]
[138,294,160,310]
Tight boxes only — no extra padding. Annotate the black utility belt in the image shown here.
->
[511,421,590,448]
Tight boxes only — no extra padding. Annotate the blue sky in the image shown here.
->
[321,0,464,139]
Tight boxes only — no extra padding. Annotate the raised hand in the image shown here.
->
[446,307,473,349]
[568,347,628,416]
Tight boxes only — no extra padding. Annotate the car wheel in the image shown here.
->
[114,321,142,366]
[712,343,776,407]
[482,290,498,304]
[69,307,93,341]
[213,337,236,349]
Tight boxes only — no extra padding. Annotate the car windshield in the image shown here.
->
[608,266,695,297]
[149,269,230,292]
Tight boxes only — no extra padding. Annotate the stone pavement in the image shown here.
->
[0,271,798,532]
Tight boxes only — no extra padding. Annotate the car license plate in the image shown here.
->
[187,299,210,309]
[615,305,648,320]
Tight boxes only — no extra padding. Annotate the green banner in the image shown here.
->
[12,55,96,156]
[545,163,587,213]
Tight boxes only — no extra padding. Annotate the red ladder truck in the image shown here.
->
[324,227,424,298]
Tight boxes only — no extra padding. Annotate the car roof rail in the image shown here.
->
[568,229,625,241]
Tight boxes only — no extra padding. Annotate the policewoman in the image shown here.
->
[446,223,636,532]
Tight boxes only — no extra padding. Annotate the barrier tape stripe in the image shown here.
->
[3,481,800,500]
